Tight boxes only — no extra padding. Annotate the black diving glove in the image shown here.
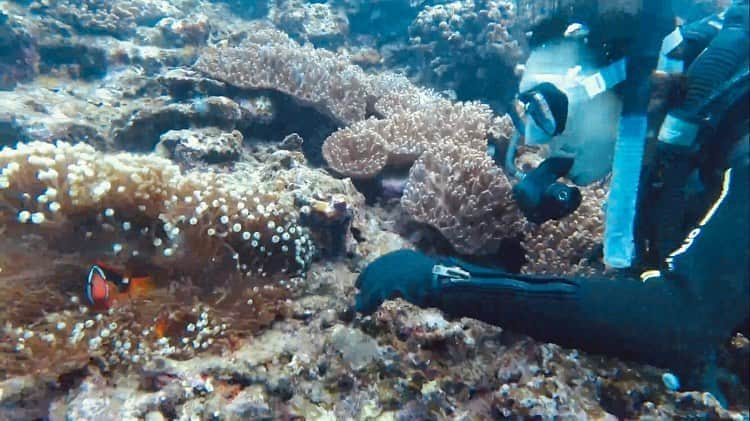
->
[354,249,439,314]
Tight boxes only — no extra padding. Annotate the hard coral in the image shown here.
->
[30,0,180,39]
[410,0,523,66]
[408,0,525,100]
[271,0,350,45]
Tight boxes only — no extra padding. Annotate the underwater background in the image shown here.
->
[0,0,748,419]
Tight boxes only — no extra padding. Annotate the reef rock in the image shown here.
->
[271,0,349,45]
[155,127,244,167]
[0,11,39,90]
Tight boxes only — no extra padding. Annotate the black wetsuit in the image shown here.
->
[356,142,748,374]
[355,0,749,385]
[436,147,748,371]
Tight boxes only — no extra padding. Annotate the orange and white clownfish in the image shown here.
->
[86,265,113,309]
[85,263,155,310]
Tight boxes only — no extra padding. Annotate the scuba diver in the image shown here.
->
[355,0,750,396]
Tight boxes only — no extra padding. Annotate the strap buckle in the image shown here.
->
[432,264,471,285]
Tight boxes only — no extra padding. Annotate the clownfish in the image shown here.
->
[85,263,156,310]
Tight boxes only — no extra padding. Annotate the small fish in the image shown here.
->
[86,265,113,310]
[564,22,590,39]
[85,263,155,310]
[661,372,680,391]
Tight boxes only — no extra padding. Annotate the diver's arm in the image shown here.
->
[434,270,713,369]
[435,150,748,369]
[355,142,748,372]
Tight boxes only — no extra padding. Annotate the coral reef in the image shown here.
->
[0,11,39,90]
[0,135,371,386]
[270,0,350,45]
[408,0,525,102]
[520,180,610,275]
[155,128,244,168]
[193,26,609,261]
[7,288,745,419]
[0,1,747,418]
[29,0,184,39]
[194,27,532,255]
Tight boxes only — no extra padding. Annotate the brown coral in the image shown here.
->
[324,99,516,255]
[194,26,372,124]
[323,99,500,179]
[519,180,609,276]
[401,143,521,255]
[321,118,391,179]
[0,140,316,379]
[193,26,529,256]
[0,141,313,278]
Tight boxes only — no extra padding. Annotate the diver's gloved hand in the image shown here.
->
[354,249,439,314]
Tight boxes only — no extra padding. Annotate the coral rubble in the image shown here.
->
[155,127,244,167]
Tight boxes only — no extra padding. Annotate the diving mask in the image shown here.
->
[518,82,569,145]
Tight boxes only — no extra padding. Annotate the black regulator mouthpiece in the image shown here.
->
[512,157,582,224]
